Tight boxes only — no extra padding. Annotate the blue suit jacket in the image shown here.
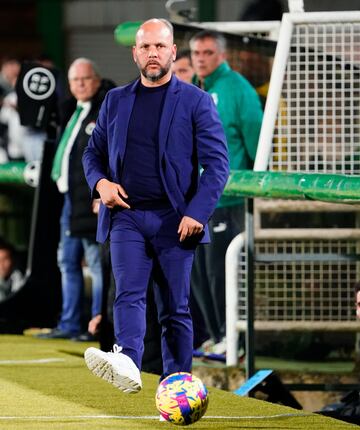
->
[82,75,229,244]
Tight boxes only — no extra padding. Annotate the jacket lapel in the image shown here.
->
[116,79,139,161]
[158,76,180,156]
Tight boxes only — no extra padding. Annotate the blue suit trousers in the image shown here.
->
[110,207,195,378]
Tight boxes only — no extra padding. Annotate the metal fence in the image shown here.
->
[227,12,360,367]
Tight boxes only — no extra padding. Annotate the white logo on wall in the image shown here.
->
[23,67,56,100]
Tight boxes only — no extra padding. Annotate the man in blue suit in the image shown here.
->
[83,18,229,394]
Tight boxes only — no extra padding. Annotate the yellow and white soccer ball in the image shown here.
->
[155,372,209,426]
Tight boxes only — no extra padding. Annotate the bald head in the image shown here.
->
[133,18,176,86]
[136,19,174,44]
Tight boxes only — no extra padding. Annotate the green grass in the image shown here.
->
[0,335,356,429]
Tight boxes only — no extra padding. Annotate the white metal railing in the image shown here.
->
[225,11,360,367]
[255,11,360,172]
[225,233,246,366]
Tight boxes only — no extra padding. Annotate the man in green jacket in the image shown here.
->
[190,29,263,354]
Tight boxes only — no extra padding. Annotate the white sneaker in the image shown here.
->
[199,339,215,353]
[159,414,167,422]
[84,345,142,394]
[212,338,227,355]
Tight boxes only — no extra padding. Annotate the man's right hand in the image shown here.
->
[96,178,130,209]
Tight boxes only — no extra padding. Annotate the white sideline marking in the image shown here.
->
[0,358,65,365]
[0,413,313,420]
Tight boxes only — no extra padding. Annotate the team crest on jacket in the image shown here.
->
[85,121,96,135]
[211,92,218,105]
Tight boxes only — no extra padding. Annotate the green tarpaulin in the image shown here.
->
[224,170,360,203]
[0,162,26,184]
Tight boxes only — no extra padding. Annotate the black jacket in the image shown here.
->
[60,79,116,239]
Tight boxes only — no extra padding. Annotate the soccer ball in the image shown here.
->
[155,372,209,426]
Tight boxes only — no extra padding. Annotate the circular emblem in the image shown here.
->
[23,160,40,188]
[85,121,96,136]
[211,92,219,106]
[23,67,56,101]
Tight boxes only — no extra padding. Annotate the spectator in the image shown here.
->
[0,58,20,96]
[0,58,25,162]
[190,30,263,354]
[0,90,26,162]
[0,240,25,301]
[172,49,194,83]
[37,58,114,340]
[82,18,229,394]
[0,86,8,162]
[355,283,360,371]
[356,283,360,320]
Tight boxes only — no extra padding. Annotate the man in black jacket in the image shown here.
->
[39,58,114,339]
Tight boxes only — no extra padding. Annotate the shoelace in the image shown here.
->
[112,344,123,354]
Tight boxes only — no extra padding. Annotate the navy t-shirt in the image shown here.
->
[120,80,171,209]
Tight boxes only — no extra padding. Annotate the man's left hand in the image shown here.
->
[178,216,203,242]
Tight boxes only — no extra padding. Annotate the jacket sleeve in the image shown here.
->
[184,92,230,225]
[82,92,110,198]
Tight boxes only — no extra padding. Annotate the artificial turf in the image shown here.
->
[0,335,357,430]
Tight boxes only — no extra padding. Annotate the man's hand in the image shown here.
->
[88,314,102,335]
[178,216,203,242]
[96,178,130,209]
[91,198,101,215]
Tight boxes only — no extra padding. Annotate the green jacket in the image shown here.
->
[193,62,263,207]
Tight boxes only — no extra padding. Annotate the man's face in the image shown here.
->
[68,62,101,102]
[133,21,176,84]
[2,60,20,87]
[191,37,226,80]
[356,291,360,319]
[172,57,194,83]
[0,249,13,280]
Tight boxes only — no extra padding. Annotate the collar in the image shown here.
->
[77,100,91,109]
[193,61,231,91]
[130,74,180,94]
